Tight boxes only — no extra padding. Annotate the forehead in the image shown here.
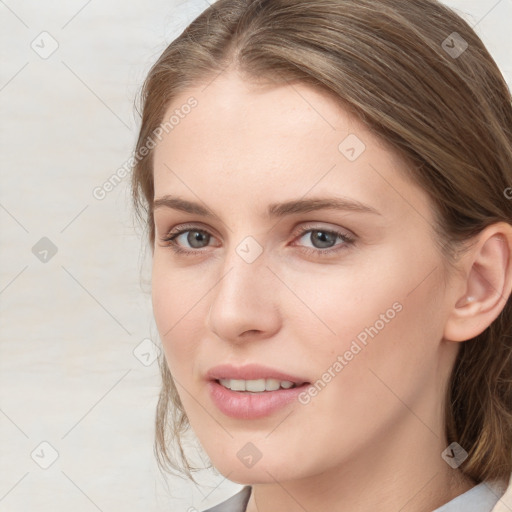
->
[155,71,371,163]
[160,71,359,148]
[151,71,427,222]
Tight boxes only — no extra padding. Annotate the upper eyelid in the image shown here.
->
[163,222,219,239]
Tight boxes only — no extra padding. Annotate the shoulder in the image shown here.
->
[491,473,512,512]
[201,486,252,512]
[434,476,510,512]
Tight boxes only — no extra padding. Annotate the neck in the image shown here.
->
[245,412,475,512]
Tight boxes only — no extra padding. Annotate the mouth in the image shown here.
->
[216,378,308,393]
[208,379,311,419]
[206,364,311,419]
[206,363,310,390]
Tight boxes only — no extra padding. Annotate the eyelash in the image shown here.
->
[159,223,356,258]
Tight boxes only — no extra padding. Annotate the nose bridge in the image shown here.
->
[212,239,270,310]
[207,237,280,340]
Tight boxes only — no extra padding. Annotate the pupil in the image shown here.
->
[189,231,208,248]
[312,230,335,248]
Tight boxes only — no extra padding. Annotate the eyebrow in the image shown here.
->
[153,195,381,219]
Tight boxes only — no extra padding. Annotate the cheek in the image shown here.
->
[280,248,434,351]
[290,247,446,398]
[151,260,205,376]
[281,271,446,466]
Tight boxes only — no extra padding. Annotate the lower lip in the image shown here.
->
[208,380,309,419]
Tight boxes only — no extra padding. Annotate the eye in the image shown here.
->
[173,229,211,249]
[292,226,355,257]
[160,224,218,256]
[297,229,342,249]
[159,223,356,258]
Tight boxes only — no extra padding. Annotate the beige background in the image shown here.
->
[1,1,511,510]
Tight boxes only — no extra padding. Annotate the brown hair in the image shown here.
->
[131,0,512,483]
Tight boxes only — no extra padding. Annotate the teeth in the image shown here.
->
[218,378,299,392]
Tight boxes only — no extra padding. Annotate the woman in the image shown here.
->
[131,0,512,510]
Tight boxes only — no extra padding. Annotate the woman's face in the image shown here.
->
[151,71,462,484]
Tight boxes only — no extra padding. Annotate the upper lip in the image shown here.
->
[206,364,309,384]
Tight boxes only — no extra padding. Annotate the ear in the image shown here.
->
[443,222,512,342]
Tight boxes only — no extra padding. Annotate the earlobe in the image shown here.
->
[443,223,512,343]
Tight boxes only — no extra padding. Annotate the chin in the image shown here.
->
[208,454,302,485]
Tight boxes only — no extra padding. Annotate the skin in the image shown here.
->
[150,70,512,512]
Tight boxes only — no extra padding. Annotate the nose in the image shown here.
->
[206,245,282,344]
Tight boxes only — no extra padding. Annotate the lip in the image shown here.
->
[206,363,308,383]
[208,381,310,419]
[206,364,311,419]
